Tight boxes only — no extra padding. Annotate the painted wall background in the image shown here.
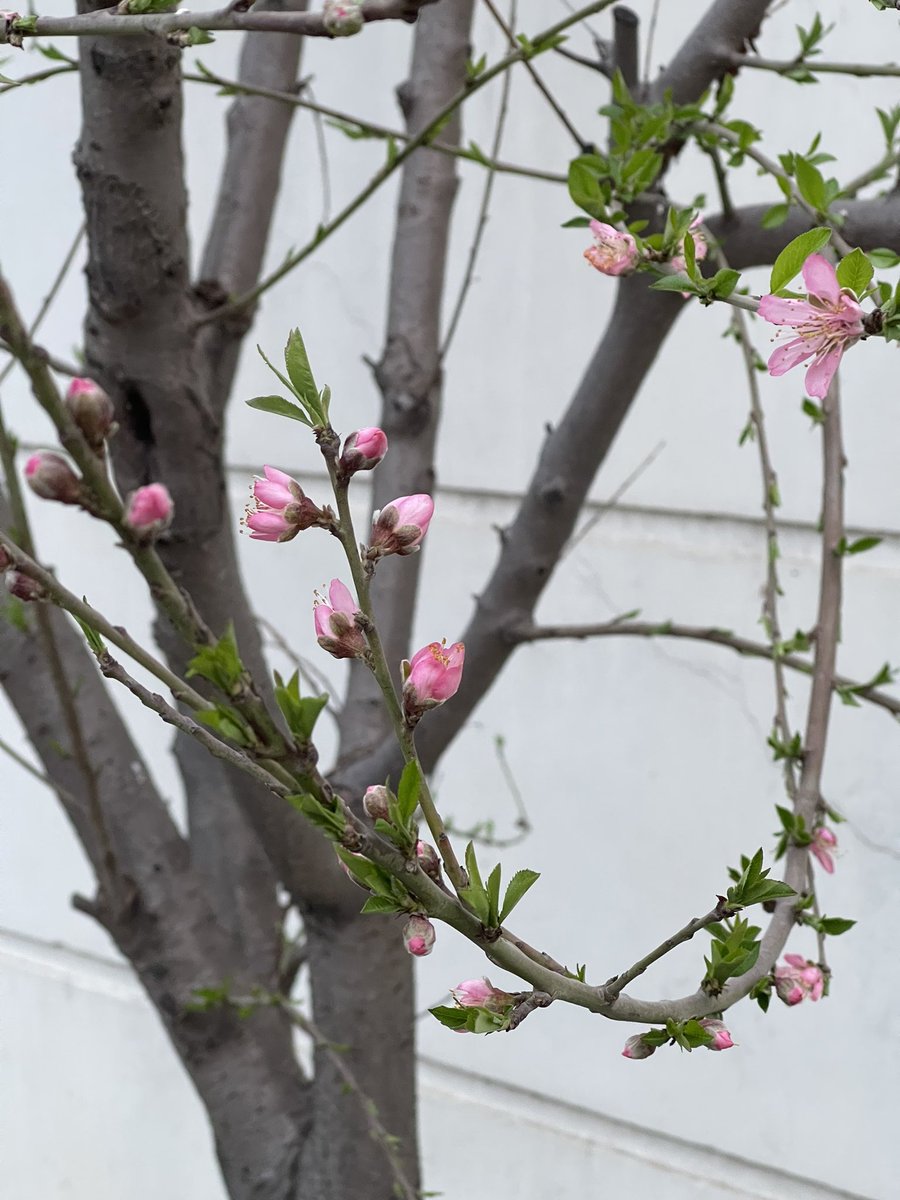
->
[2,2,899,1197]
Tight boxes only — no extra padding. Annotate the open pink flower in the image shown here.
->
[699,1018,734,1051]
[402,640,464,720]
[583,220,639,277]
[758,254,863,399]
[369,493,434,557]
[774,954,825,1006]
[810,825,837,874]
[245,465,328,542]
[314,578,366,659]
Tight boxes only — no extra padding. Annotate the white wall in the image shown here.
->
[2,2,899,1197]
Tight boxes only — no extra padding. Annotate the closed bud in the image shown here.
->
[65,377,115,450]
[699,1018,734,1051]
[403,914,435,957]
[415,839,442,882]
[322,0,363,36]
[124,483,173,539]
[368,493,434,558]
[622,1034,656,1060]
[340,427,388,476]
[451,978,515,1013]
[810,825,837,874]
[314,579,367,660]
[24,452,82,505]
[363,785,391,822]
[5,569,45,602]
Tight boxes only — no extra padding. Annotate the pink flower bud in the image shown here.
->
[699,1018,734,1051]
[322,0,363,36]
[24,452,82,505]
[583,220,640,276]
[124,483,173,538]
[244,465,332,542]
[65,377,115,449]
[416,839,442,882]
[450,977,515,1012]
[403,914,435,957]
[622,1034,655,1060]
[5,569,45,602]
[363,785,391,822]
[314,579,367,660]
[340,427,388,476]
[810,825,837,874]
[402,640,464,722]
[368,493,434,558]
[774,954,825,1006]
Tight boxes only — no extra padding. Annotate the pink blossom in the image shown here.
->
[125,483,173,536]
[402,640,465,721]
[314,578,366,660]
[758,254,864,399]
[363,784,390,821]
[699,1018,734,1051]
[403,914,435,957]
[622,1034,655,1060]
[671,216,708,273]
[340,427,388,476]
[24,452,82,505]
[583,220,639,277]
[65,377,115,448]
[810,825,837,874]
[369,493,434,558]
[244,466,330,542]
[774,954,825,1006]
[451,978,515,1012]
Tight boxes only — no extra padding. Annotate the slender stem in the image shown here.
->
[838,147,900,199]
[184,69,567,185]
[733,54,900,79]
[600,904,726,1001]
[0,63,77,94]
[200,0,619,321]
[512,618,900,721]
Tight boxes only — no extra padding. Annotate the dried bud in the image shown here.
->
[24,452,82,505]
[340,427,388,476]
[403,914,435,957]
[5,569,45,602]
[415,840,442,883]
[322,0,363,36]
[124,483,173,539]
[65,377,115,450]
[363,785,391,822]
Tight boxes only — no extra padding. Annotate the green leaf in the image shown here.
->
[245,394,312,427]
[74,603,106,655]
[396,761,421,827]
[836,535,883,557]
[198,706,253,747]
[802,398,825,425]
[868,247,900,269]
[835,247,874,295]
[567,158,604,219]
[360,895,406,915]
[283,329,324,423]
[185,25,215,44]
[794,157,828,210]
[187,624,244,696]
[288,792,346,840]
[769,227,831,293]
[294,694,328,740]
[459,842,491,924]
[499,868,540,924]
[485,863,502,927]
[708,268,740,299]
[430,1005,471,1031]
[818,916,856,935]
[761,203,790,230]
[561,216,591,228]
[649,272,698,295]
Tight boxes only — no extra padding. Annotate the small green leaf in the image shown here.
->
[187,624,244,696]
[769,227,831,294]
[430,1005,471,1031]
[288,792,346,840]
[794,157,827,210]
[868,247,900,269]
[649,272,698,295]
[198,706,253,747]
[283,328,324,422]
[485,863,502,927]
[835,247,874,295]
[396,761,421,827]
[360,895,406,915]
[761,203,790,230]
[245,394,311,426]
[499,868,540,924]
[802,398,825,425]
[74,603,106,655]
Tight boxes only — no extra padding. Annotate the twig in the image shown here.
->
[641,0,660,87]
[184,69,566,184]
[733,54,900,79]
[441,0,516,358]
[199,0,619,320]
[564,439,666,557]
[599,902,727,1001]
[0,62,76,93]
[511,617,900,721]
[482,0,588,151]
[506,989,553,1030]
[0,731,80,807]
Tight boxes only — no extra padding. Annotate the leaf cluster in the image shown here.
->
[249,330,331,428]
[702,915,761,995]
[458,842,539,930]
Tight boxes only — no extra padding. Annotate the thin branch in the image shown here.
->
[600,903,727,1001]
[641,0,660,88]
[0,62,76,93]
[512,617,900,720]
[200,0,619,320]
[8,0,436,40]
[482,0,588,151]
[441,0,516,357]
[184,67,566,184]
[733,54,900,79]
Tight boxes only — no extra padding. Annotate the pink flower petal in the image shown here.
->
[804,345,843,399]
[768,338,818,377]
[802,254,840,305]
[758,295,817,326]
[253,478,293,509]
[328,578,358,616]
